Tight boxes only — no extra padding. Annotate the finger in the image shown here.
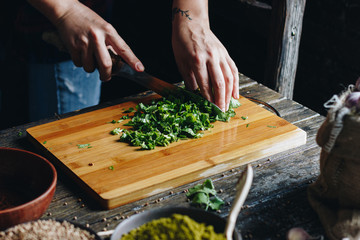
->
[207,61,226,112]
[227,57,239,99]
[106,31,144,72]
[81,44,95,73]
[93,37,112,81]
[183,71,199,92]
[220,61,234,111]
[193,63,214,103]
[70,49,82,68]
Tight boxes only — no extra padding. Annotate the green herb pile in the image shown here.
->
[113,93,240,150]
[186,179,224,211]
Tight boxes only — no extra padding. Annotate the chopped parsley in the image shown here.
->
[241,116,248,120]
[109,166,114,170]
[230,97,241,108]
[118,93,241,150]
[186,179,224,211]
[111,128,122,135]
[123,107,135,113]
[43,141,47,144]
[267,125,277,128]
[109,119,125,124]
[77,143,92,149]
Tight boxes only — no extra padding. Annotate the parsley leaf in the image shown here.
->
[230,97,242,108]
[77,143,91,149]
[208,195,225,210]
[186,179,224,211]
[123,107,135,113]
[111,128,122,135]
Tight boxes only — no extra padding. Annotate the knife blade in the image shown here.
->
[109,51,223,114]
[110,51,178,97]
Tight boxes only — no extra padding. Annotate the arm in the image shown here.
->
[171,0,239,111]
[27,0,144,81]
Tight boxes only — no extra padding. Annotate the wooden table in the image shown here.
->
[0,74,326,239]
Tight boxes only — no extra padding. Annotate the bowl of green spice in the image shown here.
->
[110,207,241,240]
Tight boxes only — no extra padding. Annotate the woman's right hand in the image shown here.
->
[29,0,144,81]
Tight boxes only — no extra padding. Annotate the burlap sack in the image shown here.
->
[308,86,360,240]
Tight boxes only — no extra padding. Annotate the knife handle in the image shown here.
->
[108,50,126,76]
[42,31,127,76]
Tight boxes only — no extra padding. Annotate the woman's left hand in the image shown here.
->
[172,18,239,112]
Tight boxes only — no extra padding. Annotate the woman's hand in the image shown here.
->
[172,1,239,112]
[28,0,144,81]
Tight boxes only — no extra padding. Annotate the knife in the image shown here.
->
[109,51,223,114]
[109,51,179,98]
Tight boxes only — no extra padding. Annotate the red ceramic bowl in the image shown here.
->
[0,147,57,230]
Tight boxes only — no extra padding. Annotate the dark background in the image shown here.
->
[1,0,360,130]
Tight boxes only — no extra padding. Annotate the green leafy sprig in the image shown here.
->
[186,179,224,211]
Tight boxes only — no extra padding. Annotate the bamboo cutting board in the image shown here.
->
[27,95,306,209]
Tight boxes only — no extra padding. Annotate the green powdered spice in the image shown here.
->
[120,213,226,240]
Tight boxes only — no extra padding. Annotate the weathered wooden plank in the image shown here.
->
[241,83,284,102]
[237,184,324,239]
[238,0,272,10]
[40,144,322,235]
[268,98,322,122]
[239,73,259,88]
[265,0,307,99]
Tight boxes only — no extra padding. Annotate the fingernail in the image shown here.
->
[135,62,144,71]
[236,91,239,99]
